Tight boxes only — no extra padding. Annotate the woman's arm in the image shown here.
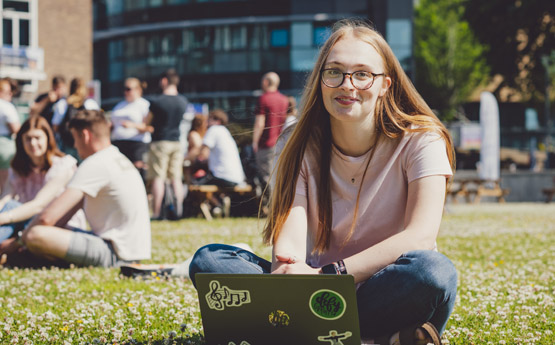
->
[185,132,203,161]
[0,171,74,226]
[343,175,447,283]
[271,195,320,274]
[7,121,20,135]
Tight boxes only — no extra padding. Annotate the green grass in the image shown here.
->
[1,203,554,344]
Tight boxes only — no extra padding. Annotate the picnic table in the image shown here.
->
[448,178,510,204]
[542,177,555,203]
[187,184,255,220]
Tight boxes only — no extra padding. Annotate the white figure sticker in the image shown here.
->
[317,330,353,345]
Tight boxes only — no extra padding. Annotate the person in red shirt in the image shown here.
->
[252,72,289,194]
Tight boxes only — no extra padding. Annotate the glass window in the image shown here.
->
[3,19,13,45]
[248,25,260,50]
[109,40,123,59]
[386,19,411,47]
[314,26,331,46]
[291,22,311,47]
[386,19,412,71]
[291,48,318,71]
[167,0,190,4]
[125,0,147,10]
[124,37,135,58]
[161,33,175,53]
[19,18,29,46]
[2,1,29,12]
[148,35,161,55]
[270,28,288,47]
[192,27,211,49]
[106,0,124,15]
[136,35,147,57]
[149,0,163,7]
[108,61,124,82]
[179,30,191,53]
[231,25,246,50]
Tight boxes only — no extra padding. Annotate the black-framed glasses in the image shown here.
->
[321,69,385,90]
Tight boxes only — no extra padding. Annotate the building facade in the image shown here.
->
[0,0,93,113]
[93,0,414,122]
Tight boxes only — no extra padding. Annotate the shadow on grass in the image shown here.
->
[133,334,204,344]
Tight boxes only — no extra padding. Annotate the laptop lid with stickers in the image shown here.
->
[196,273,361,345]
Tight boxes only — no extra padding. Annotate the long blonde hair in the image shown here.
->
[66,78,88,108]
[262,19,455,253]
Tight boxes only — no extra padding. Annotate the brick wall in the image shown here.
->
[36,0,93,94]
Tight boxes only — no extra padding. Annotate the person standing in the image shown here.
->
[0,78,21,191]
[111,78,151,181]
[29,75,67,125]
[252,72,288,191]
[147,69,188,220]
[51,78,100,158]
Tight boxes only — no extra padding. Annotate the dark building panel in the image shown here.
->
[93,0,414,121]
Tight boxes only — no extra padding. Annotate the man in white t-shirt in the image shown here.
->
[197,109,246,187]
[11,109,151,267]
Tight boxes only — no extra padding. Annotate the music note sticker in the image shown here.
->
[206,280,251,311]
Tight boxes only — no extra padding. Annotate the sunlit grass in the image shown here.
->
[1,203,554,344]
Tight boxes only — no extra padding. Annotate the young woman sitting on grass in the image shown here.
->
[0,116,85,256]
[189,19,457,345]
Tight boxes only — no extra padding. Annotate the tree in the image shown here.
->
[414,0,490,120]
[463,0,555,105]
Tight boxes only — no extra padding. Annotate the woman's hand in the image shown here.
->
[271,254,321,275]
[0,237,23,256]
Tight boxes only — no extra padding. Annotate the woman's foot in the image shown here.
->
[378,322,441,345]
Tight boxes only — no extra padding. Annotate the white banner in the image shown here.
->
[479,92,500,180]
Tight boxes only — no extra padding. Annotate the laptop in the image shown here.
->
[196,273,361,345]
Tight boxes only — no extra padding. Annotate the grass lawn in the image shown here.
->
[1,203,554,344]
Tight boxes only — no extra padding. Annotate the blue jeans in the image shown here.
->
[189,244,457,338]
[0,200,31,242]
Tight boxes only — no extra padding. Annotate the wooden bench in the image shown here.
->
[542,177,555,203]
[448,179,509,203]
[543,188,555,203]
[187,184,254,220]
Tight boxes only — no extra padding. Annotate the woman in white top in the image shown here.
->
[110,78,151,179]
[189,20,456,345]
[0,116,85,245]
[0,78,21,190]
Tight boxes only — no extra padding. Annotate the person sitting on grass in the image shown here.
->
[0,116,86,252]
[195,109,246,188]
[1,109,151,268]
[188,19,457,345]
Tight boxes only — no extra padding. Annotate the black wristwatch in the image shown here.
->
[321,263,338,274]
[321,260,348,275]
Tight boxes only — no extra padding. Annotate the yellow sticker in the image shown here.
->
[268,310,290,327]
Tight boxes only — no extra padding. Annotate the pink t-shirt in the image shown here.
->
[9,155,77,203]
[293,130,452,268]
[8,155,87,228]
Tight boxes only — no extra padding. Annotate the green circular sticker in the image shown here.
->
[309,289,346,320]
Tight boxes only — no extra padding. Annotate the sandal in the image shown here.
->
[120,263,177,278]
[373,322,442,345]
[399,322,442,345]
